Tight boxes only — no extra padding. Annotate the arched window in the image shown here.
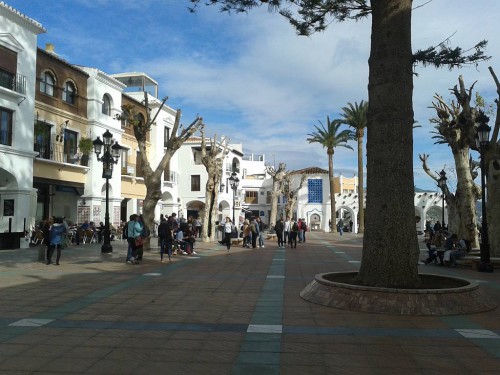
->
[62,81,76,104]
[40,71,55,96]
[136,113,145,126]
[102,94,111,116]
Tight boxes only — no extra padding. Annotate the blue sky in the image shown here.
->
[7,0,500,191]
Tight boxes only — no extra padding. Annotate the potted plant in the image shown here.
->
[78,137,93,166]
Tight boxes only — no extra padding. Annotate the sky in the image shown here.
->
[6,0,500,191]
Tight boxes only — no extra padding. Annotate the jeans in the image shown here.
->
[284,231,289,244]
[450,250,467,266]
[258,232,264,247]
[160,238,172,260]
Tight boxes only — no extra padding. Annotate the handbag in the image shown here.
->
[135,236,145,247]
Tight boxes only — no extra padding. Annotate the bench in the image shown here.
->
[265,234,277,240]
[456,256,500,269]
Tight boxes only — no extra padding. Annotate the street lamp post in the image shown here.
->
[228,172,239,224]
[475,111,491,272]
[93,130,122,253]
[437,169,447,230]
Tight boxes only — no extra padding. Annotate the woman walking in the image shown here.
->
[223,217,234,252]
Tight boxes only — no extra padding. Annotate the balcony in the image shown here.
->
[163,171,178,188]
[0,71,26,95]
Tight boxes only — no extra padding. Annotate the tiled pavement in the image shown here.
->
[0,233,500,374]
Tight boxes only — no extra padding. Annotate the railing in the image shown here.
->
[0,71,26,95]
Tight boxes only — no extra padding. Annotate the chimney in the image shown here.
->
[45,43,56,54]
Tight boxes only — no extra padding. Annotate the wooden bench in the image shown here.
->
[265,233,277,240]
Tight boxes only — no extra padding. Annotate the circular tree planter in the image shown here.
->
[300,272,497,315]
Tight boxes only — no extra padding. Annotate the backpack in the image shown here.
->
[302,222,307,231]
[250,223,257,233]
[122,222,129,240]
[292,222,298,232]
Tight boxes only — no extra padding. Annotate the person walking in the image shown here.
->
[290,219,298,248]
[127,214,143,264]
[194,217,202,238]
[257,217,265,248]
[301,219,307,243]
[47,217,66,265]
[338,218,344,236]
[250,217,259,248]
[274,218,284,248]
[223,217,234,252]
[284,216,291,245]
[158,216,173,262]
[242,219,251,248]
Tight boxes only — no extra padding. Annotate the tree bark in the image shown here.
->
[200,130,228,242]
[267,163,286,225]
[452,149,479,247]
[356,0,420,288]
[485,67,500,257]
[328,148,336,231]
[120,94,203,250]
[357,134,365,233]
[283,174,306,220]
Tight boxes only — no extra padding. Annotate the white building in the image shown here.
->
[0,3,45,242]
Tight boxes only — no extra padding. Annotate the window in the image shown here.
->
[0,107,13,146]
[136,113,145,126]
[163,161,171,181]
[62,81,76,104]
[102,94,111,116]
[34,121,51,159]
[40,71,55,96]
[164,126,170,148]
[245,191,258,204]
[308,179,322,203]
[191,175,201,191]
[63,129,78,163]
[121,148,129,170]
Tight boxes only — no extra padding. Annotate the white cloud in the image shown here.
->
[10,0,500,191]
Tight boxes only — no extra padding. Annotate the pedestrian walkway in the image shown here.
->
[0,233,499,374]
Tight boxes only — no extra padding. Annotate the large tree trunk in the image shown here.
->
[453,149,479,248]
[267,163,286,225]
[357,135,365,233]
[487,154,500,256]
[356,0,420,288]
[270,179,280,224]
[141,173,163,249]
[446,197,460,237]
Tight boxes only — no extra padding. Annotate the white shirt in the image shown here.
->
[284,220,291,231]
[224,222,233,233]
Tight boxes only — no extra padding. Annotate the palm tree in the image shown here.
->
[338,101,368,233]
[307,116,355,232]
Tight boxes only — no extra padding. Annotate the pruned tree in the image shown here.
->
[266,162,287,226]
[281,173,306,219]
[429,76,482,247]
[200,127,229,242]
[418,154,462,236]
[189,0,490,288]
[118,92,204,249]
[482,67,500,257]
